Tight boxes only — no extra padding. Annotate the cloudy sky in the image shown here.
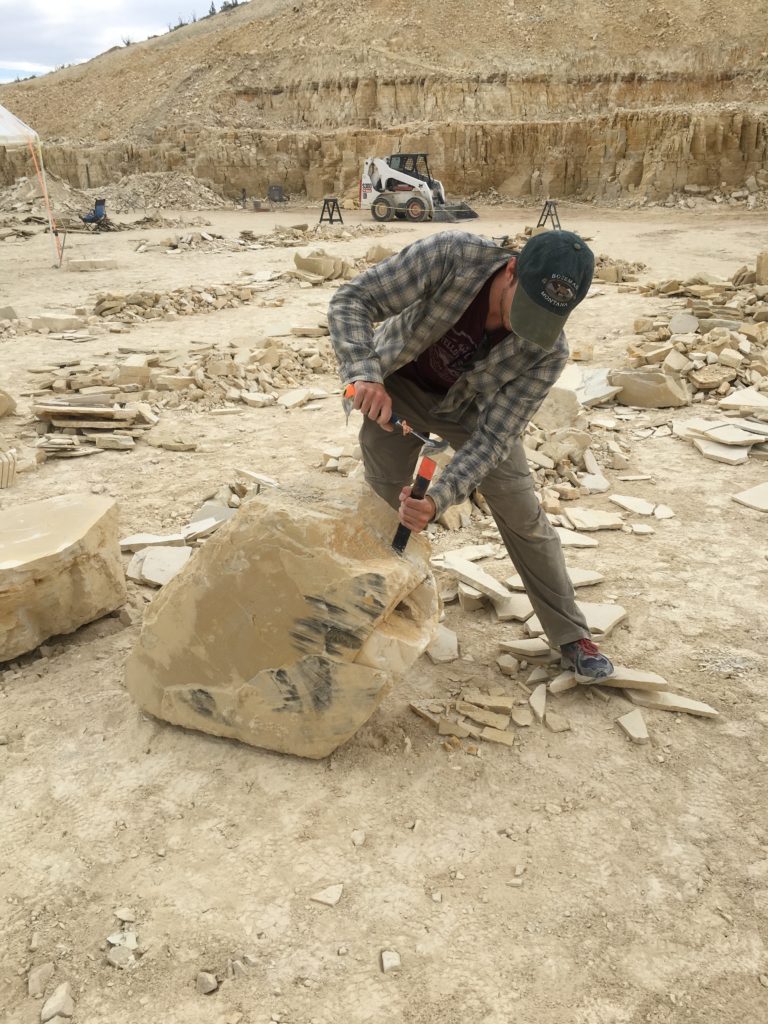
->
[0,0,229,84]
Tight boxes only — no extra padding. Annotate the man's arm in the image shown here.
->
[327,234,453,384]
[428,346,567,515]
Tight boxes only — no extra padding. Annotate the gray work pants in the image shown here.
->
[358,374,590,647]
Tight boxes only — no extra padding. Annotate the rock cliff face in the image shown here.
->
[2,108,765,202]
[0,0,766,202]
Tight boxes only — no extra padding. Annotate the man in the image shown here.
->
[327,229,613,680]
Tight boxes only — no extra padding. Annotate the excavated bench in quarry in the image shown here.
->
[125,491,439,758]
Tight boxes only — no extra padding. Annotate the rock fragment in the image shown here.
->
[196,971,218,994]
[380,950,401,973]
[617,709,649,744]
[311,884,344,907]
[40,982,74,1022]
[0,495,126,661]
[28,962,54,998]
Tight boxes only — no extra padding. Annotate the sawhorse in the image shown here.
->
[536,199,561,230]
[319,197,343,225]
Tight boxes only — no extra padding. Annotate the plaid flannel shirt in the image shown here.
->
[328,231,568,514]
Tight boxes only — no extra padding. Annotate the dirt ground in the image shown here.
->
[1,203,767,1024]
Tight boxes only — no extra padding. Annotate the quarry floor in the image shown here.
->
[1,202,767,1024]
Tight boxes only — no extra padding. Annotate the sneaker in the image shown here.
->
[560,638,615,682]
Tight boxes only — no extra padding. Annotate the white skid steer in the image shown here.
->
[360,154,478,223]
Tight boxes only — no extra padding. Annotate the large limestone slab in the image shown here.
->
[125,491,439,758]
[0,495,126,661]
[608,368,690,408]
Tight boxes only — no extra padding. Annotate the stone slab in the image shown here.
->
[617,708,649,744]
[529,683,547,722]
[499,637,557,661]
[120,532,186,551]
[553,527,598,548]
[426,624,459,663]
[624,688,719,718]
[506,567,603,590]
[480,725,517,747]
[140,546,193,587]
[732,482,768,512]
[455,701,510,731]
[718,386,768,412]
[608,368,690,408]
[563,507,625,531]
[609,494,656,516]
[587,665,668,691]
[692,437,751,465]
[0,494,126,661]
[527,601,626,639]
[125,492,439,758]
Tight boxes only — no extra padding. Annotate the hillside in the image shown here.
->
[1,0,766,201]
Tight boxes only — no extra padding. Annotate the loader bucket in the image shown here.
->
[432,201,479,222]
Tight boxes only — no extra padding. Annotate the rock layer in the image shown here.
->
[125,491,439,758]
[0,494,126,661]
[1,109,765,202]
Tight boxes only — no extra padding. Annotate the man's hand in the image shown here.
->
[351,380,394,430]
[398,486,436,534]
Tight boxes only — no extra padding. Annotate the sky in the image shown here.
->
[0,0,231,84]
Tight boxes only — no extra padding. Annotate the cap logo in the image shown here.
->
[541,276,576,308]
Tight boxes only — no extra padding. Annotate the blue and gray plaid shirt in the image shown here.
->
[328,231,568,514]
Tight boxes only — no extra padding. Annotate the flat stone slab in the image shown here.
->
[140,546,193,587]
[506,567,603,590]
[499,636,558,661]
[609,494,656,516]
[697,424,765,447]
[692,437,751,465]
[718,386,768,412]
[1,494,126,661]
[587,664,668,691]
[553,527,598,548]
[125,492,439,758]
[617,708,649,744]
[426,624,459,663]
[732,482,768,512]
[527,601,627,639]
[120,532,186,552]
[624,688,719,718]
[563,507,624,531]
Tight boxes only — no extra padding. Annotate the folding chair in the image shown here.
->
[81,198,107,229]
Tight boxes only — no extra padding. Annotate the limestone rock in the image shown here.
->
[0,386,16,418]
[0,495,126,661]
[41,982,74,1022]
[617,708,649,744]
[608,368,691,408]
[125,491,439,758]
[534,386,584,431]
[28,962,55,998]
[732,482,768,512]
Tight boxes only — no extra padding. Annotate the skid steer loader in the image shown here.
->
[360,154,478,223]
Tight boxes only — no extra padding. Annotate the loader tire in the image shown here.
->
[405,196,428,222]
[371,195,395,222]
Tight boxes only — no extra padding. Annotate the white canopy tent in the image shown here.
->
[0,103,62,264]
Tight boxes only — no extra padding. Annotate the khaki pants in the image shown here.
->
[358,374,590,647]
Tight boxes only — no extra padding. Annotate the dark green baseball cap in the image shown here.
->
[509,230,595,349]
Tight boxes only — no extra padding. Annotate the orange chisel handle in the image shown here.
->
[392,456,437,554]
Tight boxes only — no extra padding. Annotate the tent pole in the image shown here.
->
[27,137,62,266]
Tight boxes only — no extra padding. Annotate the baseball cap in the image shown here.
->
[508,230,595,349]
